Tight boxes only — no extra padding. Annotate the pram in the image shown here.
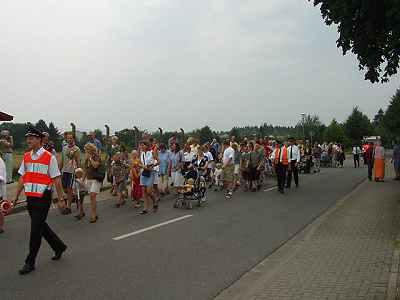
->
[174,166,207,209]
[320,151,332,168]
[299,156,314,173]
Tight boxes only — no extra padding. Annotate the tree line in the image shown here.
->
[2,88,400,151]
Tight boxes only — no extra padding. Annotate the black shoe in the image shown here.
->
[279,189,284,194]
[296,184,299,188]
[139,210,148,215]
[52,246,67,261]
[285,185,290,189]
[19,264,35,275]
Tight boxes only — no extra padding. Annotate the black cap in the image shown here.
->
[26,126,44,138]
[288,136,294,141]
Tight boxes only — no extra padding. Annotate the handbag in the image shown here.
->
[91,160,106,182]
[141,169,151,178]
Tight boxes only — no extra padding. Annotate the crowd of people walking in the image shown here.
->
[0,125,398,275]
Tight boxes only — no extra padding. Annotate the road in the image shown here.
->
[0,163,366,300]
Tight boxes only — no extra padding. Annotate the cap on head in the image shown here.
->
[26,126,44,138]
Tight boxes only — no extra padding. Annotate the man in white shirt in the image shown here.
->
[0,156,6,233]
[13,126,67,275]
[352,144,362,168]
[286,137,301,188]
[222,140,235,199]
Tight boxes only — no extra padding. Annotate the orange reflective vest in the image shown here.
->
[22,150,53,198]
[275,146,289,165]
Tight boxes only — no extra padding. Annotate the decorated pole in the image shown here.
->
[133,126,139,149]
[70,123,76,139]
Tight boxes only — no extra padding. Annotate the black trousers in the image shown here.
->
[353,154,360,168]
[25,191,66,266]
[276,163,287,191]
[367,161,374,180]
[286,161,299,187]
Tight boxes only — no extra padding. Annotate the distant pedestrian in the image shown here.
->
[374,141,385,182]
[222,140,235,199]
[42,132,57,156]
[60,132,81,214]
[139,141,157,214]
[365,142,374,181]
[0,155,6,233]
[352,144,362,168]
[83,143,103,223]
[86,131,102,151]
[0,130,14,184]
[312,142,322,173]
[130,150,143,208]
[286,137,301,188]
[271,140,289,194]
[111,152,129,208]
[392,141,400,180]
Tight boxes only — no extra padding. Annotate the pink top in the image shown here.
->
[374,146,385,160]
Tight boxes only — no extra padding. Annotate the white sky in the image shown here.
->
[1,0,399,133]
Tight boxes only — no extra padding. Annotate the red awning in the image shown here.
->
[0,111,14,121]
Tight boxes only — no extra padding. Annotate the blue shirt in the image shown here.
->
[158,150,170,175]
[86,138,102,151]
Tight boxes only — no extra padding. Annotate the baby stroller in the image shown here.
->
[174,166,207,209]
[320,151,332,168]
[299,156,314,173]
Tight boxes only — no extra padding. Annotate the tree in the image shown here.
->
[324,119,347,143]
[383,89,400,139]
[373,108,385,127]
[344,107,373,144]
[191,126,216,144]
[309,0,400,83]
[296,114,325,143]
[48,122,61,151]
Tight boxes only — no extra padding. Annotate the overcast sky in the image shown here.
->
[1,0,399,133]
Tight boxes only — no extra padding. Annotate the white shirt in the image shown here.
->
[352,147,362,155]
[0,157,6,198]
[205,151,214,162]
[18,147,61,179]
[287,145,301,163]
[223,146,235,165]
[141,151,154,166]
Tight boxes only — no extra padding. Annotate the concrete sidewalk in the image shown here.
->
[215,165,400,300]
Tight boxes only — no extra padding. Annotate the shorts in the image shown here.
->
[234,164,240,175]
[171,171,184,187]
[140,171,155,187]
[62,172,74,189]
[222,164,234,182]
[116,180,127,194]
[86,179,102,194]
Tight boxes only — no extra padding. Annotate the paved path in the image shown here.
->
[0,163,366,300]
[215,165,400,300]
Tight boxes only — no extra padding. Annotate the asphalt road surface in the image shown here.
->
[0,164,366,300]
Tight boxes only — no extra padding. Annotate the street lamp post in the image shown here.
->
[301,113,306,141]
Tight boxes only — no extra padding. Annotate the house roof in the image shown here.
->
[0,111,14,121]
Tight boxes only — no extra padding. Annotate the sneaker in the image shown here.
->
[225,192,233,199]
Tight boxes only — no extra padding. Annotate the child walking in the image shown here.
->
[130,150,143,209]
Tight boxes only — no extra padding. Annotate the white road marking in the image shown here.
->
[112,215,193,241]
[264,186,278,192]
